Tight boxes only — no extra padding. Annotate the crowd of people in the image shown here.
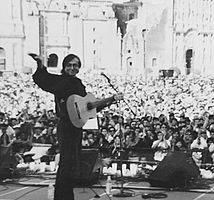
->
[1,71,214,166]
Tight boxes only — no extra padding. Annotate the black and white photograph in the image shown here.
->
[0,0,214,200]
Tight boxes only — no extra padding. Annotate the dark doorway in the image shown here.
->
[0,47,6,71]
[48,53,58,68]
[186,49,193,75]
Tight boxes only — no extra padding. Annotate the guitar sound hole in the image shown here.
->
[87,102,93,110]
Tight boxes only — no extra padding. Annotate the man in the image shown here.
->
[30,53,119,200]
[0,122,10,146]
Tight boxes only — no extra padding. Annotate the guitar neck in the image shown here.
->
[88,96,114,110]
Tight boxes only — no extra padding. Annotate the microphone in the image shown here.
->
[101,72,111,83]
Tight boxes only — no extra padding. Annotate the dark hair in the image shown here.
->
[160,122,168,129]
[209,115,214,120]
[61,54,81,74]
[207,137,214,143]
[100,127,108,131]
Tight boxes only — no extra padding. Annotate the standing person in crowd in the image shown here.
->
[0,113,15,142]
[30,53,120,200]
[32,122,45,143]
[0,122,10,146]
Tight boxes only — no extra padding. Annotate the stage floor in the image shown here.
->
[0,175,214,200]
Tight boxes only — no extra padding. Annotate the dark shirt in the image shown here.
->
[32,67,87,181]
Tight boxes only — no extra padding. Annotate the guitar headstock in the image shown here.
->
[113,93,124,101]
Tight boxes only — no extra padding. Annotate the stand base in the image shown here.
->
[113,191,133,197]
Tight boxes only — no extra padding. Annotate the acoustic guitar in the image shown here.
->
[66,93,123,128]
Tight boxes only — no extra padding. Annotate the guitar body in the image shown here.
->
[66,93,97,128]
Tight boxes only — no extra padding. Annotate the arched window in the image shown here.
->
[126,57,133,72]
[0,47,6,70]
[152,58,157,67]
[48,53,58,68]
[186,49,193,75]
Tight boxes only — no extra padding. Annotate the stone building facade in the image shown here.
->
[121,0,214,77]
[0,0,122,74]
[1,0,214,76]
[173,0,214,75]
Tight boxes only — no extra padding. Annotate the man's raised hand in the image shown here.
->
[28,53,44,69]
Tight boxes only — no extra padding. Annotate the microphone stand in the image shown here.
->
[113,124,133,198]
[101,73,136,117]
[101,73,134,197]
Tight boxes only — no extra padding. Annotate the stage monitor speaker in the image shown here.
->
[0,145,17,180]
[167,69,174,77]
[148,151,200,188]
[159,69,174,78]
[76,148,101,186]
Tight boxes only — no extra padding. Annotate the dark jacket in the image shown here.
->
[33,67,87,180]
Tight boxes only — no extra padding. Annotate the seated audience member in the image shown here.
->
[13,124,21,139]
[100,127,108,139]
[114,115,125,132]
[160,123,169,138]
[144,129,155,148]
[182,129,194,150]
[87,131,96,147]
[32,122,46,143]
[109,114,119,128]
[88,130,101,148]
[153,121,161,135]
[12,138,32,164]
[106,127,116,144]
[130,127,142,145]
[167,127,176,140]
[44,122,57,144]
[97,132,111,157]
[152,131,171,150]
[207,123,214,139]
[0,112,5,123]
[8,117,19,128]
[82,130,90,147]
[191,129,208,166]
[200,128,208,141]
[174,138,186,151]
[190,129,208,150]
[202,137,214,164]
[0,119,15,142]
[17,122,34,142]
[111,135,121,158]
[178,114,187,128]
[46,109,57,123]
[208,137,214,163]
[124,129,141,157]
[168,112,175,124]
[123,124,133,140]
[130,120,137,129]
[158,114,169,125]
[133,128,147,148]
[152,131,171,161]
[170,128,180,149]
